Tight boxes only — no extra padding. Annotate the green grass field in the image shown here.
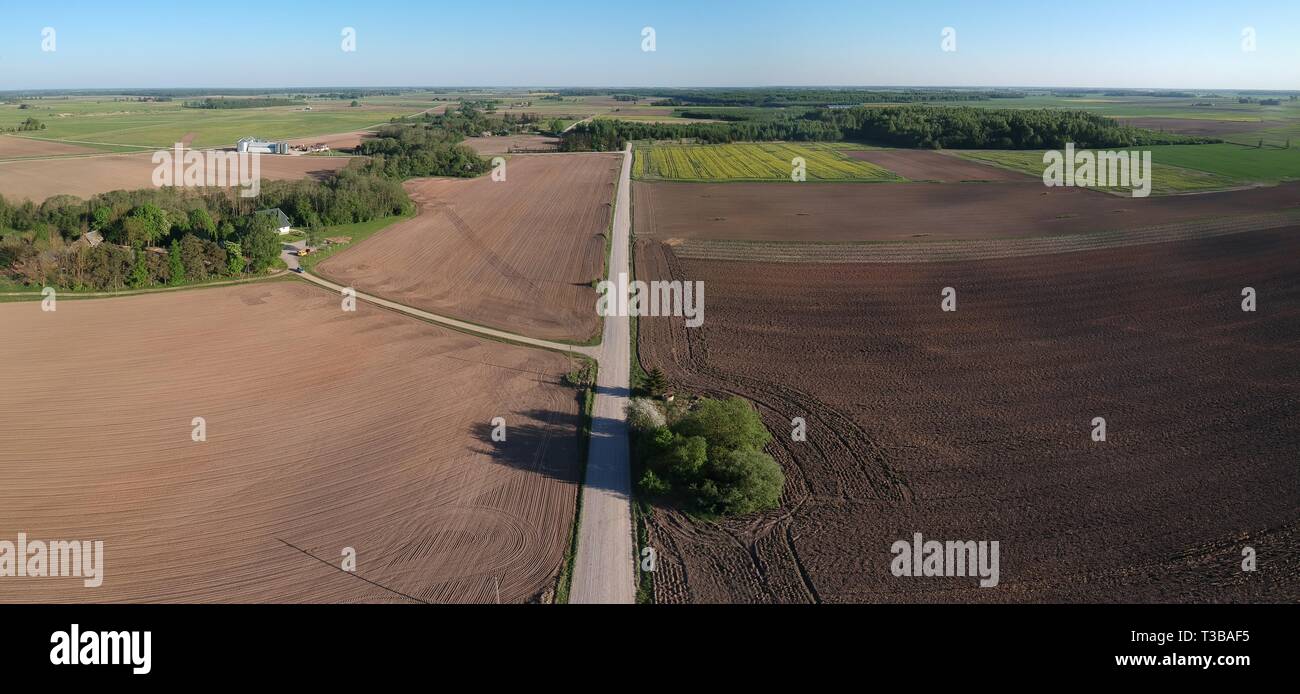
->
[953,148,1249,195]
[0,96,435,152]
[1140,143,1300,183]
[298,212,413,273]
[633,142,901,182]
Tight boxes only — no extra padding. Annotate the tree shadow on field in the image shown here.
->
[469,401,585,487]
[306,169,343,182]
[470,395,632,495]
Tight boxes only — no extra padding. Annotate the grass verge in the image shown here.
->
[298,211,415,273]
[554,356,598,604]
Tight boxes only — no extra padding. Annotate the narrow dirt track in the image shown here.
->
[570,144,636,604]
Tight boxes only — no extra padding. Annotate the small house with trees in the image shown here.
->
[255,208,293,235]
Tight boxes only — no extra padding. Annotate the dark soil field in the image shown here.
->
[634,229,1300,603]
[633,180,1300,243]
[845,149,1031,182]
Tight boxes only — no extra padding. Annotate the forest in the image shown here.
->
[0,165,411,291]
[561,105,1221,151]
[354,124,490,179]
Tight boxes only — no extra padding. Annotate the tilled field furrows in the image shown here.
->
[671,211,1300,263]
[635,230,1300,603]
[0,282,583,603]
[317,153,620,342]
[633,180,1300,243]
[844,149,1031,182]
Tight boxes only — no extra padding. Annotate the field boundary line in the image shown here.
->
[671,211,1300,264]
[0,272,290,300]
[294,271,597,357]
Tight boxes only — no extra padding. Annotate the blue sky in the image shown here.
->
[1,0,1296,90]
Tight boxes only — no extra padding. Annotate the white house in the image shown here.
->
[255,208,293,235]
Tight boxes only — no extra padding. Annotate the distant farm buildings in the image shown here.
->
[236,137,290,155]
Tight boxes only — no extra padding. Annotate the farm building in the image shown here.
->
[236,137,290,155]
[255,208,293,235]
[71,230,103,251]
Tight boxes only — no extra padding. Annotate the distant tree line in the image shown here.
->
[561,105,1221,151]
[0,166,411,291]
[182,97,305,109]
[1102,90,1198,98]
[313,90,400,100]
[554,87,1026,106]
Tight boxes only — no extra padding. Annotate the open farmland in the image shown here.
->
[1115,117,1273,137]
[316,153,620,342]
[954,148,1246,195]
[0,98,434,152]
[0,152,352,203]
[633,142,900,182]
[634,228,1300,603]
[844,148,1031,182]
[463,134,560,155]
[0,281,583,603]
[632,179,1300,242]
[1135,143,1300,184]
[0,135,97,160]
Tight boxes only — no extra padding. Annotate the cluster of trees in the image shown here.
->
[355,124,489,178]
[562,105,1219,151]
[401,103,544,138]
[15,117,46,131]
[632,395,784,517]
[0,165,411,291]
[1,220,261,292]
[182,97,305,109]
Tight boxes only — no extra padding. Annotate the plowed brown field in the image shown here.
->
[845,149,1030,182]
[0,135,97,160]
[0,281,583,603]
[635,229,1300,603]
[633,180,1300,242]
[0,152,351,203]
[317,153,620,342]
